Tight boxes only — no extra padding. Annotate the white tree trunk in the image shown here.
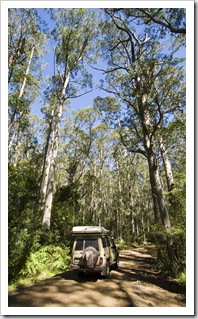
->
[159,136,174,191]
[42,128,55,202]
[91,161,97,223]
[148,152,171,228]
[42,145,57,229]
[42,72,70,229]
[117,162,124,240]
[142,94,171,228]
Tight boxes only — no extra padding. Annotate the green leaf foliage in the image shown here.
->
[19,245,70,278]
[148,226,186,277]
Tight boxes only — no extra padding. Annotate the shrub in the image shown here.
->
[177,271,186,287]
[115,239,130,250]
[148,226,186,278]
[19,245,71,279]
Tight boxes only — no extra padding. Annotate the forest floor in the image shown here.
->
[8,247,186,307]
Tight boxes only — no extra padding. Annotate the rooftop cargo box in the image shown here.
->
[72,226,110,235]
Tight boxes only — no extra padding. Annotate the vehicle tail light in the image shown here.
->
[99,257,103,266]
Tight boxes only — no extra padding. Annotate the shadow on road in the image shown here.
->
[58,269,100,283]
[118,248,186,295]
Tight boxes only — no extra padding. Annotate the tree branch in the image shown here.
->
[138,9,186,34]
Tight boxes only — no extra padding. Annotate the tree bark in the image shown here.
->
[42,129,55,203]
[117,161,124,240]
[147,146,171,228]
[148,166,160,223]
[141,94,171,228]
[159,135,174,191]
[127,162,136,239]
[91,160,97,224]
[42,72,70,230]
[41,110,54,202]
[42,115,59,229]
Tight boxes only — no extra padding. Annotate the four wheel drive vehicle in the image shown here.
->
[71,226,119,278]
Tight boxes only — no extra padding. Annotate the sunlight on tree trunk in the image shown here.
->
[159,136,174,191]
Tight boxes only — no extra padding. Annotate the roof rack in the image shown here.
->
[72,226,110,235]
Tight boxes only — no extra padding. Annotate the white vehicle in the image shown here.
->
[71,226,119,278]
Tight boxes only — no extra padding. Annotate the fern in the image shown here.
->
[19,245,71,279]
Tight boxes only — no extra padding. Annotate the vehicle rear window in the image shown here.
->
[75,238,99,251]
[85,239,99,251]
[75,239,84,250]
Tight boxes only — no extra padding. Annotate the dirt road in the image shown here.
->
[8,247,185,307]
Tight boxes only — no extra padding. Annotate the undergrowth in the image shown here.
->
[115,239,130,250]
[9,245,71,292]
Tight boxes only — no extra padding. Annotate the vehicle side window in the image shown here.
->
[102,237,107,248]
[85,239,99,250]
[106,236,110,247]
[75,239,84,250]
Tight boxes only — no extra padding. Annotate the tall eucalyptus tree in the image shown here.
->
[94,9,185,228]
[42,9,98,229]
